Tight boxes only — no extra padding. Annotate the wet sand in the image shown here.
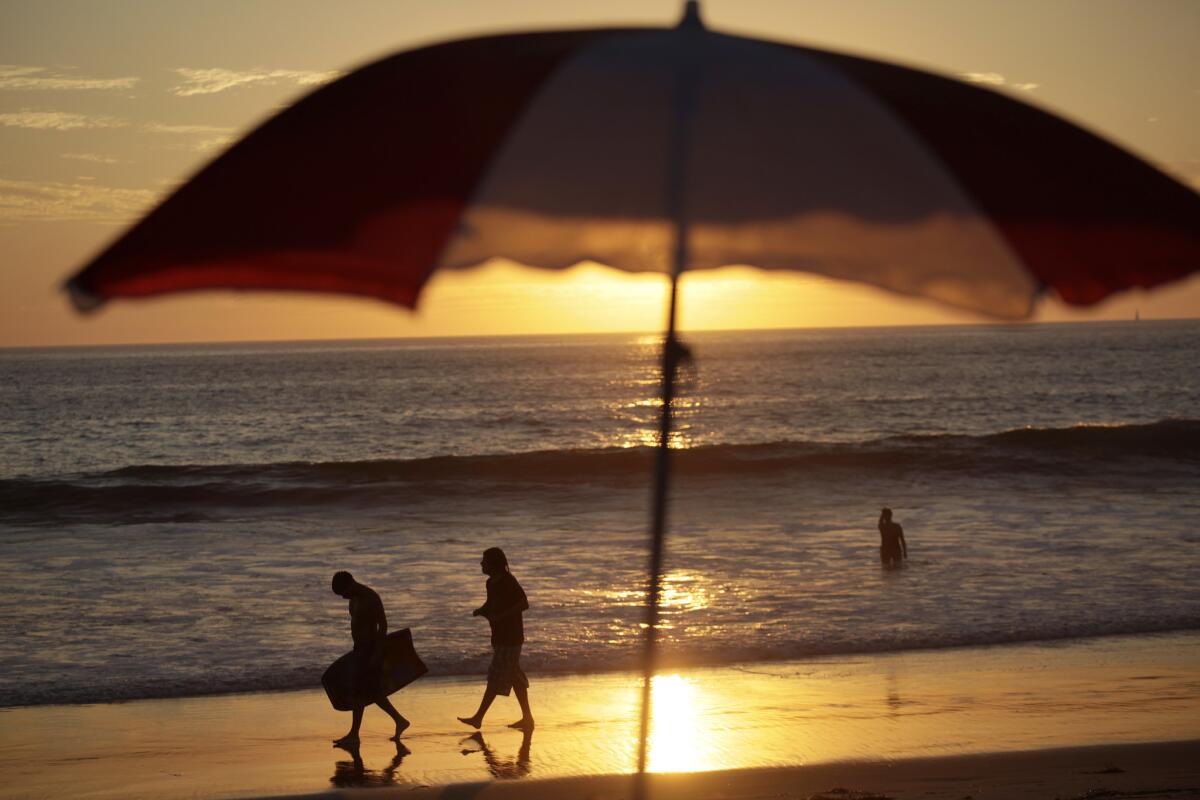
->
[1,632,1198,799]
[380,741,1200,800]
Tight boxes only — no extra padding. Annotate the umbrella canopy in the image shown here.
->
[64,1,1199,788]
[67,3,1198,318]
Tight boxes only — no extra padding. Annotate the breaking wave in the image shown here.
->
[2,419,1196,525]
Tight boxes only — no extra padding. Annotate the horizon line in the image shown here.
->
[3,316,1189,353]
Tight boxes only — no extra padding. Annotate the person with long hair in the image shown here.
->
[457,547,534,730]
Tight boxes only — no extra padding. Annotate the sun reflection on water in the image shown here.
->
[660,572,711,612]
[612,426,692,450]
[606,570,712,629]
[602,344,707,449]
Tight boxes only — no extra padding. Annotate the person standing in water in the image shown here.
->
[878,508,908,567]
[458,547,535,731]
[330,571,410,746]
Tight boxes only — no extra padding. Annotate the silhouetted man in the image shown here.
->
[878,508,907,567]
[457,547,534,731]
[330,570,410,746]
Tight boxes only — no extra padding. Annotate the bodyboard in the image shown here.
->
[322,627,428,712]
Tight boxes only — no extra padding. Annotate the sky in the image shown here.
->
[1,0,1197,347]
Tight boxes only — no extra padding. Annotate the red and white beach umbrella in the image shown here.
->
[67,3,1197,318]
[65,1,1199,782]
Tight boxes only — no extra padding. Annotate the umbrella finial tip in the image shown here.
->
[679,0,704,29]
[65,277,105,313]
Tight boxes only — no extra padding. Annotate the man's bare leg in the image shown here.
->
[376,696,411,740]
[458,687,497,729]
[333,706,365,747]
[507,683,535,730]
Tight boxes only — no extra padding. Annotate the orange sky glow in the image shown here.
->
[1,0,1197,347]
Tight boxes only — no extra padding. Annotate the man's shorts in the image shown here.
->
[487,644,529,697]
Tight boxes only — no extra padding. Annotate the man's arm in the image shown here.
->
[899,526,908,559]
[486,580,528,621]
[488,599,528,621]
[472,590,491,618]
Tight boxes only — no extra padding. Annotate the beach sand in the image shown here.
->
[1,632,1197,799]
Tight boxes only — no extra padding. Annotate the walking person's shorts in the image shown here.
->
[487,644,529,696]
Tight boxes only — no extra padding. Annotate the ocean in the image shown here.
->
[1,321,1198,708]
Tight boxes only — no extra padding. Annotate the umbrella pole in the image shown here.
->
[636,266,682,783]
[636,12,698,788]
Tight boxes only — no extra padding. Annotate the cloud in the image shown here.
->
[169,67,339,96]
[160,134,235,153]
[143,122,234,135]
[0,109,128,130]
[61,152,121,165]
[188,135,235,152]
[143,122,236,152]
[962,72,1039,92]
[0,65,139,91]
[0,177,158,222]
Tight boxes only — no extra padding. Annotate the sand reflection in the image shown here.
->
[647,674,710,773]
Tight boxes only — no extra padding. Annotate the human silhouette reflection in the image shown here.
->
[330,739,410,788]
[885,668,903,719]
[459,729,533,780]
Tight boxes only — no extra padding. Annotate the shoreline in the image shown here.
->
[4,627,1198,712]
[2,632,1197,799]
[2,626,1197,711]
